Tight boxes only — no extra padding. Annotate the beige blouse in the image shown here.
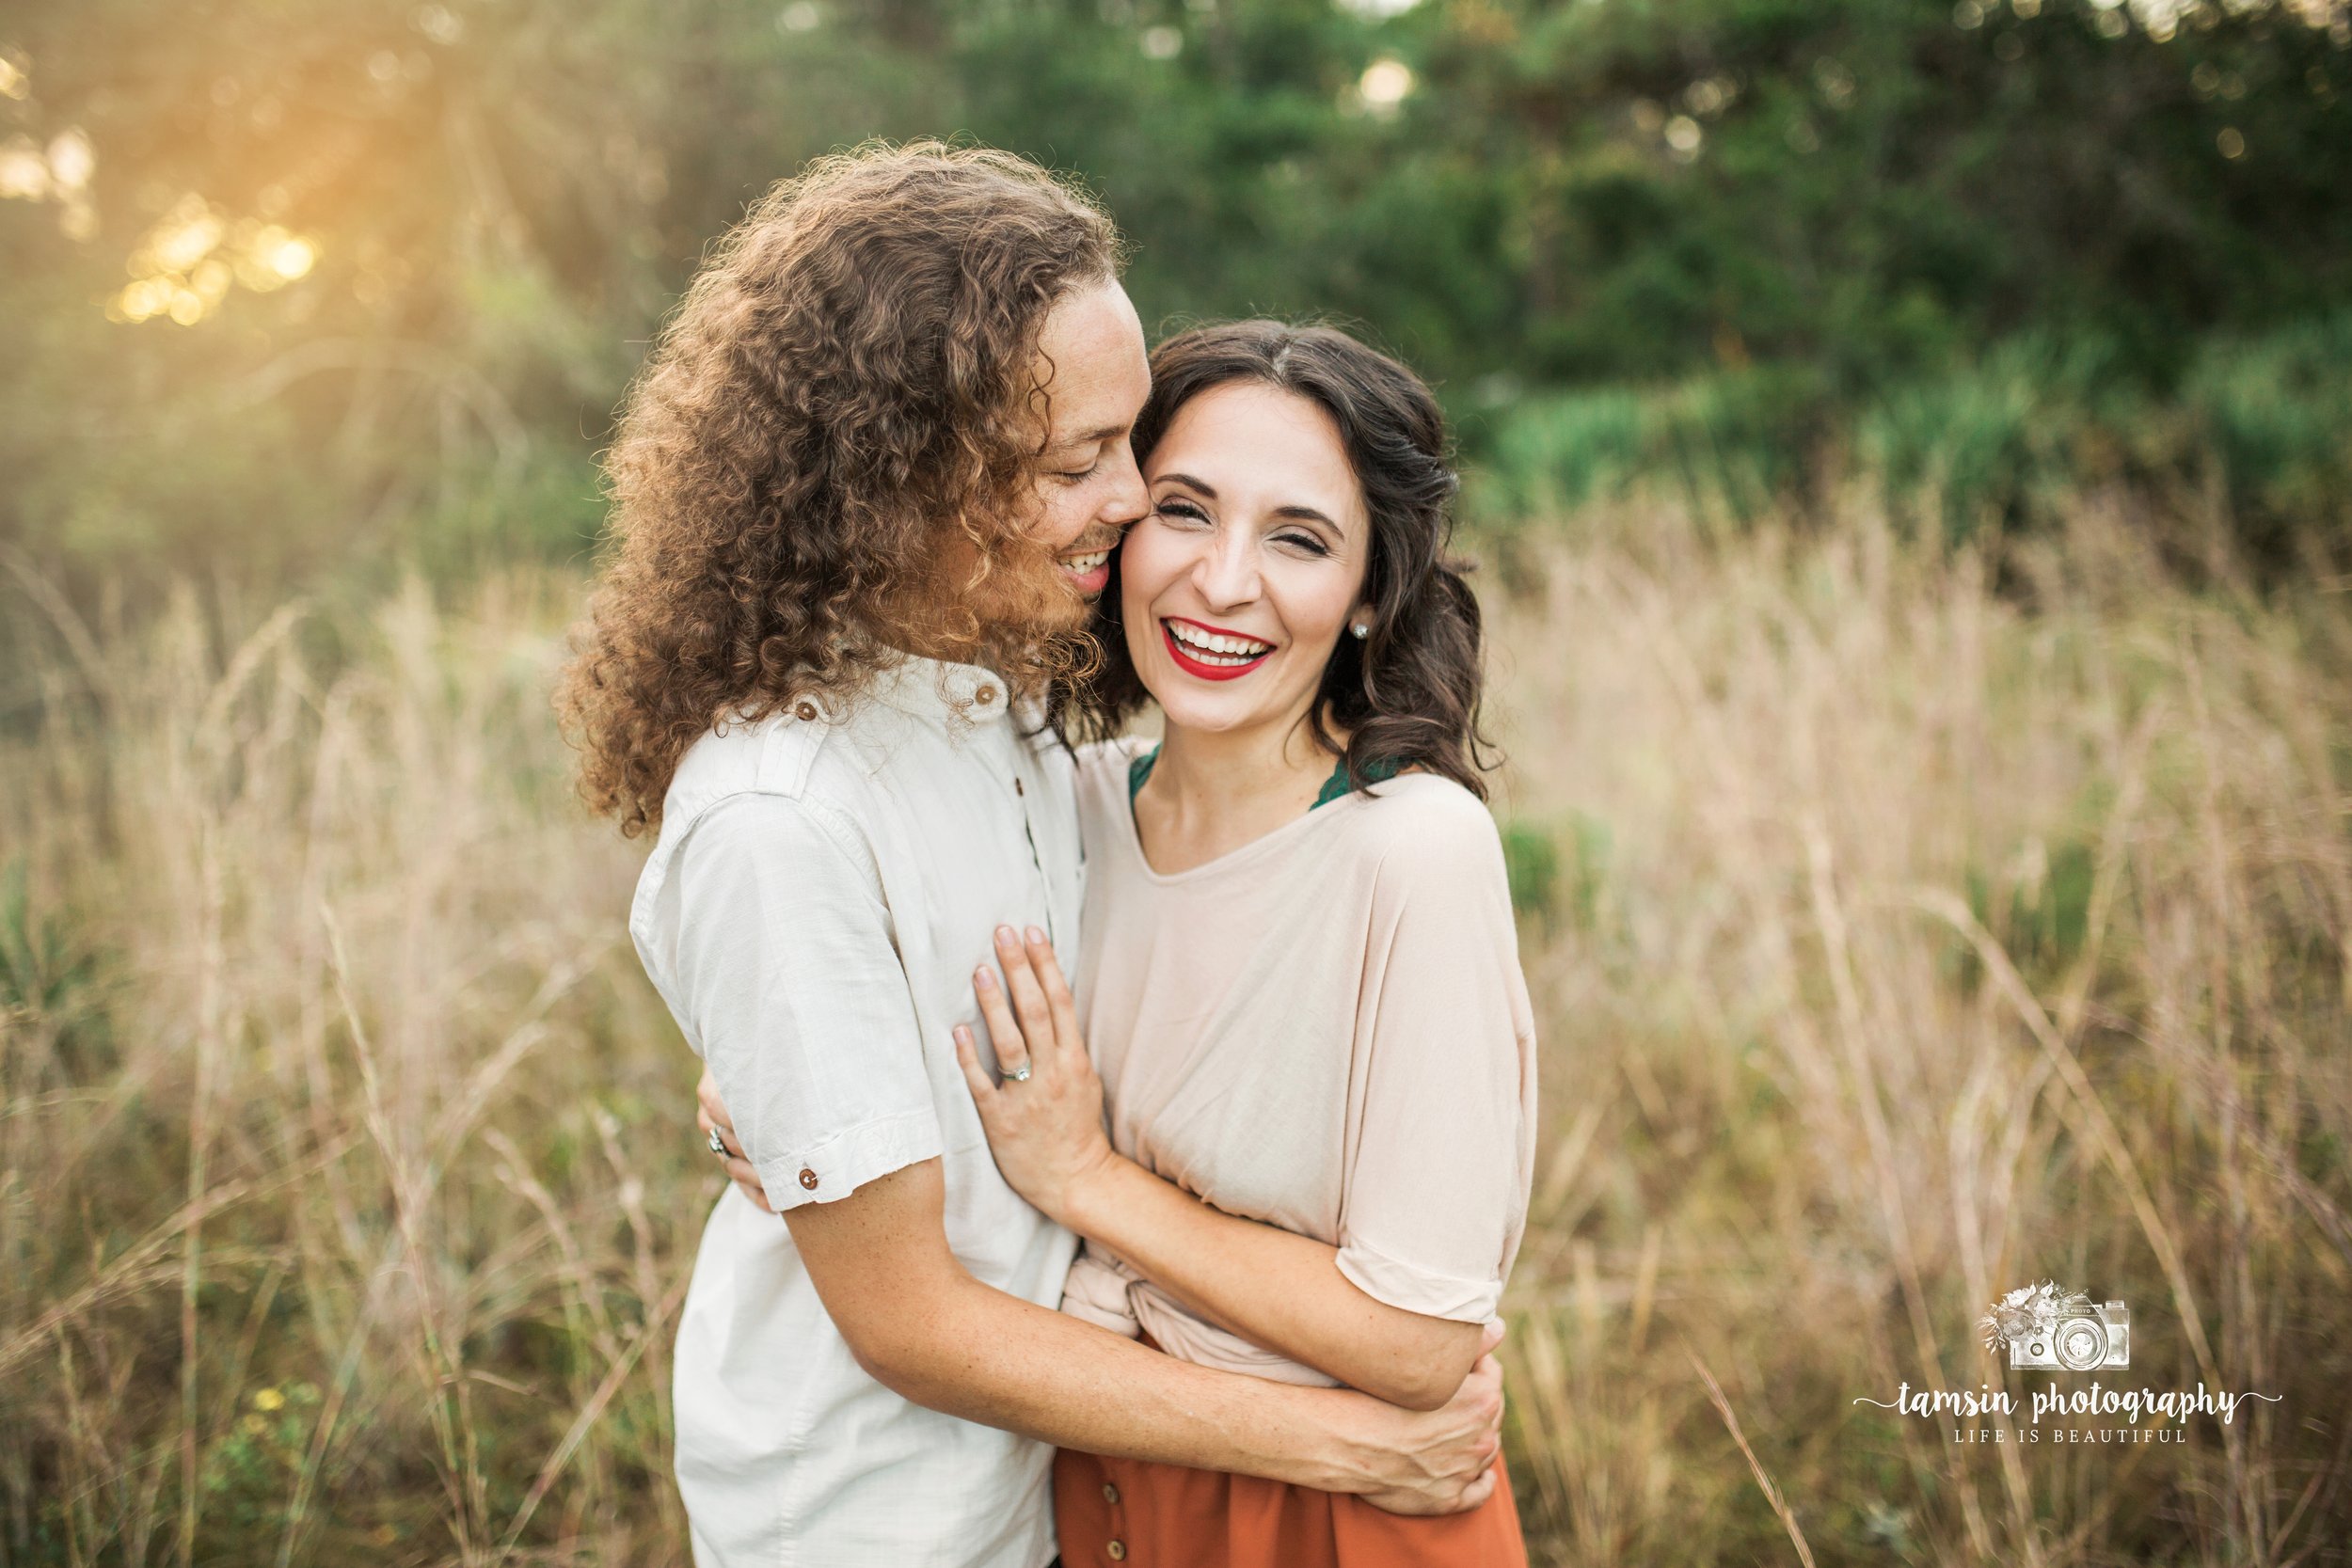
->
[1060,740,1538,1387]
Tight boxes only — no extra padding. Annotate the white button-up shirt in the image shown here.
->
[629,656,1084,1568]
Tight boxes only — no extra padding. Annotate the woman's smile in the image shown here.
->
[1161,615,1276,680]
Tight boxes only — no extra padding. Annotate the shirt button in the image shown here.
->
[1106,1544,1126,1562]
[1101,1481,1120,1505]
[1014,777,1025,796]
[793,701,818,721]
[797,1168,818,1191]
[975,684,997,705]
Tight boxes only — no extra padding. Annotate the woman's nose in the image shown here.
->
[1193,531,1260,610]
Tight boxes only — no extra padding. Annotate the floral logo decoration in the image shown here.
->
[1981,1281,2131,1371]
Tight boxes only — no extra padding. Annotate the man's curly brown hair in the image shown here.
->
[558,141,1122,836]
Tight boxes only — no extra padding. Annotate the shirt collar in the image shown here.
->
[868,652,1015,726]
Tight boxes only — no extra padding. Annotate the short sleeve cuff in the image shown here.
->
[1336,1236,1503,1323]
[755,1106,944,1211]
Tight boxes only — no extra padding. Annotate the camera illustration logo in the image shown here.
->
[1980,1281,2130,1371]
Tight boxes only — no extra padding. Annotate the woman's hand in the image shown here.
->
[953,925,1120,1227]
[696,1067,771,1212]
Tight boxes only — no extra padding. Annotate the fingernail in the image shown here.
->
[974,967,995,990]
[995,925,1018,945]
[1025,926,1047,945]
[953,1024,972,1046]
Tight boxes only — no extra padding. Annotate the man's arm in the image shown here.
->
[703,1041,1483,1414]
[784,1154,1503,1516]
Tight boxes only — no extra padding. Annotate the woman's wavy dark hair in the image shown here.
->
[559,141,1122,837]
[1061,320,1497,800]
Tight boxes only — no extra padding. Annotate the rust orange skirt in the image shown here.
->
[1054,1445,1526,1568]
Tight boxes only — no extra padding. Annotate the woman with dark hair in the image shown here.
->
[958,321,1537,1567]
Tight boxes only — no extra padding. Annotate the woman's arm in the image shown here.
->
[956,927,1486,1412]
[1070,1149,1485,1411]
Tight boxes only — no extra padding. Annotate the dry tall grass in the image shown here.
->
[2,571,691,1565]
[1484,500,2351,1564]
[0,500,2344,1566]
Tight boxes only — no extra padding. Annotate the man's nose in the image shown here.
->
[1100,440,1149,528]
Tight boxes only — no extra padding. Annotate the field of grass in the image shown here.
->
[2,498,2345,1565]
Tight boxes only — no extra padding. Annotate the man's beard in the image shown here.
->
[891,531,1103,696]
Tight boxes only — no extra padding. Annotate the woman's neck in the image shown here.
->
[1133,710,1339,876]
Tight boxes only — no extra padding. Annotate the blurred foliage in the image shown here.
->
[1476,309,2352,550]
[0,0,2346,581]
[1500,817,1562,927]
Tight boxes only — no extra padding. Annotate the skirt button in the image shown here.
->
[1101,1481,1120,1505]
[1106,1544,1126,1562]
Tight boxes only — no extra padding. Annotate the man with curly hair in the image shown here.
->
[559,143,1502,1568]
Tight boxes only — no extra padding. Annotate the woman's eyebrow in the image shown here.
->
[1157,472,1337,528]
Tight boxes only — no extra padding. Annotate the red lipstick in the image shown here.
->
[1160,617,1274,682]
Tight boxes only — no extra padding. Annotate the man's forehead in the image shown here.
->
[1035,281,1149,442]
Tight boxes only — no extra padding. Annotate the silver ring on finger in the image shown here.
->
[707,1127,728,1158]
[1002,1062,1032,1084]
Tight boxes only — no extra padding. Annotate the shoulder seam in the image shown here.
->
[672,789,891,919]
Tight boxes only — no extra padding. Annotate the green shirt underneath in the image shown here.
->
[1127,745,1401,813]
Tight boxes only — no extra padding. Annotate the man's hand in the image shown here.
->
[1347,1323,1507,1515]
[696,1066,771,1212]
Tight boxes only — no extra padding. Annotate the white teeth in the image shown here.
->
[1167,621,1271,661]
[1060,550,1109,572]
